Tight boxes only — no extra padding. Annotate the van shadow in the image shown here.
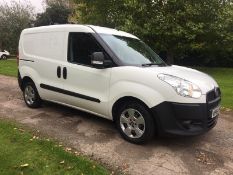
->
[41,101,117,142]
[41,101,206,146]
[42,101,114,123]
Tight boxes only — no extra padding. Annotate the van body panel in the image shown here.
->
[22,25,95,34]
[108,66,207,109]
[88,25,139,39]
[146,65,219,94]
[22,32,66,61]
[61,62,112,118]
[20,30,68,102]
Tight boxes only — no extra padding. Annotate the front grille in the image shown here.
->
[206,88,221,102]
[206,87,221,128]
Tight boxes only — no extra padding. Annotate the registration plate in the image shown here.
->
[212,106,220,118]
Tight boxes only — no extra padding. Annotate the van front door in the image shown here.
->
[61,32,112,118]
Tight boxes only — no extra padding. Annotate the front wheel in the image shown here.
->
[116,101,155,144]
[23,81,42,108]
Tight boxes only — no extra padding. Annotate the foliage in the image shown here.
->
[0,120,110,175]
[34,1,72,27]
[74,0,233,66]
[0,1,34,54]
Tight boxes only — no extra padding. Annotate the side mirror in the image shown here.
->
[91,52,112,68]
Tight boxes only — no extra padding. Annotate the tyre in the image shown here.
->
[23,81,42,108]
[1,55,7,60]
[116,101,155,144]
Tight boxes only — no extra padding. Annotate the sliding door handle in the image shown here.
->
[63,67,67,79]
[57,66,61,78]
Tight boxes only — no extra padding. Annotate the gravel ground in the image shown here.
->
[0,75,233,175]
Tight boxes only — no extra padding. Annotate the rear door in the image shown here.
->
[61,32,112,118]
[22,32,67,102]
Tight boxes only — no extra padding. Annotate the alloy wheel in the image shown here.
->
[120,108,145,138]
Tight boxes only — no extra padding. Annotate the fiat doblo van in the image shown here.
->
[18,25,221,143]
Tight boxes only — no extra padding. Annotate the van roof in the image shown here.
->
[22,24,138,39]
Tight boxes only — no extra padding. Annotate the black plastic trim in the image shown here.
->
[151,100,220,136]
[57,66,61,78]
[19,59,34,62]
[40,84,100,103]
[18,70,23,91]
[63,67,67,79]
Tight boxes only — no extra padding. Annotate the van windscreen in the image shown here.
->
[99,34,166,66]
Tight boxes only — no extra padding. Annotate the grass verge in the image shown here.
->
[194,67,233,109]
[0,59,17,77]
[0,119,110,175]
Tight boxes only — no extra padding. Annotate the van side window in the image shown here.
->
[68,33,103,66]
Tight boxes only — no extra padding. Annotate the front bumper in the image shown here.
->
[151,89,221,136]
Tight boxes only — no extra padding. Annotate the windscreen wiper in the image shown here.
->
[141,63,165,67]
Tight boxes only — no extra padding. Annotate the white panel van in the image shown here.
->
[18,25,221,143]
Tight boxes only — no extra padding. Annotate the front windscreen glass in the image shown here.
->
[99,34,166,66]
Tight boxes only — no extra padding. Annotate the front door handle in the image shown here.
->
[57,66,61,78]
[63,67,67,79]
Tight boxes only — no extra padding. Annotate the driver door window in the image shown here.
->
[68,32,103,66]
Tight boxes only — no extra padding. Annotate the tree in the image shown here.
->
[34,1,72,27]
[0,1,34,54]
[74,0,233,66]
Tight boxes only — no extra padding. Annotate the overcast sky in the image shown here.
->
[0,0,45,13]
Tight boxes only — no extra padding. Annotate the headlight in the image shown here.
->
[158,74,202,98]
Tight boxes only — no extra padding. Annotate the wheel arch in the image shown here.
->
[1,54,7,58]
[19,66,40,89]
[22,76,42,108]
[112,96,159,137]
[112,96,153,122]
[21,76,34,89]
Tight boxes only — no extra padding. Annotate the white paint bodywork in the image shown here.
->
[18,25,219,120]
[0,50,10,58]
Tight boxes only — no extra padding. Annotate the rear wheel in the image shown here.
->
[23,81,42,108]
[116,101,155,144]
[1,55,7,60]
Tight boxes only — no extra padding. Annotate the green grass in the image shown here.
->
[194,67,233,109]
[0,120,110,175]
[0,59,17,77]
[0,59,232,108]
